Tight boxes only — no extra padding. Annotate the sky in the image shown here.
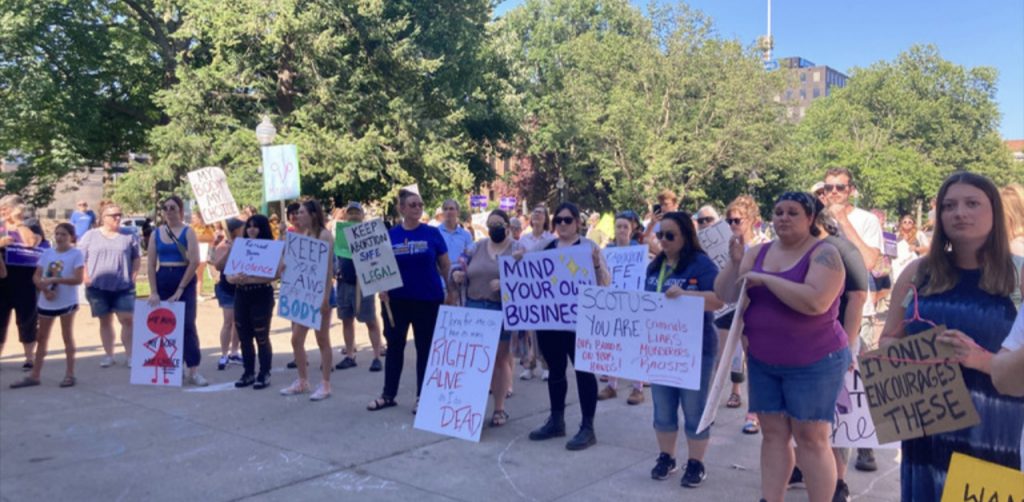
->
[494,0,1024,140]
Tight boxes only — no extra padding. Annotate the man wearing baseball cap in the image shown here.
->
[334,202,384,372]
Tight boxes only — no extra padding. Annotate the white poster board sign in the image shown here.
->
[575,286,705,390]
[278,232,330,329]
[499,245,595,331]
[131,301,185,387]
[262,144,301,202]
[697,220,731,270]
[602,245,649,291]
[414,306,503,442]
[831,369,900,449]
[345,219,402,297]
[224,238,284,278]
[187,167,239,224]
[697,281,748,434]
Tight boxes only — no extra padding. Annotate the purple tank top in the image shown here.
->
[742,240,847,366]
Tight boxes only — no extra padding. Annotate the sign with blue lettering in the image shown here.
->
[499,196,516,211]
[499,245,595,331]
[602,245,648,291]
[470,194,488,209]
[279,232,331,329]
[344,218,402,297]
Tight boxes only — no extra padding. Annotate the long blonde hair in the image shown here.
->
[1001,183,1024,240]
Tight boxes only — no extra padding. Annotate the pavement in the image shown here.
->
[0,297,900,501]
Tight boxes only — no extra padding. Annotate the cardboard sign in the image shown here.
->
[186,167,239,224]
[697,281,748,434]
[414,306,503,442]
[697,220,731,270]
[334,221,355,259]
[262,144,301,202]
[859,325,981,444]
[344,219,402,297]
[130,301,185,387]
[883,231,898,258]
[499,196,517,211]
[279,232,331,329]
[941,452,1024,502]
[499,245,595,331]
[602,245,649,291]
[224,238,284,278]
[831,369,900,449]
[575,286,705,390]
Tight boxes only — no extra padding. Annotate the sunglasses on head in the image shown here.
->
[726,218,743,225]
[655,231,676,241]
[552,216,575,226]
[696,216,715,225]
[823,183,848,192]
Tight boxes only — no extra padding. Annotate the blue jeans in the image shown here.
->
[748,347,851,422]
[650,348,717,439]
[465,299,511,342]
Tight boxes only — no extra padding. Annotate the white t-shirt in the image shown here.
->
[519,230,554,252]
[37,247,84,311]
[846,207,883,316]
[1001,310,1024,470]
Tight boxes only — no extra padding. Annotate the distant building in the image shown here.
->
[1006,139,1024,162]
[774,57,849,121]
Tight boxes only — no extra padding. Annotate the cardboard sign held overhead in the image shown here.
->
[187,167,239,224]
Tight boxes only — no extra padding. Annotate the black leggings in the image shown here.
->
[234,285,275,376]
[0,266,38,346]
[381,298,440,400]
[537,330,597,419]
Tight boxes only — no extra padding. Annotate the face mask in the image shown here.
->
[489,226,507,243]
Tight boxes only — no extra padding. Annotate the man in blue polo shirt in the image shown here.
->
[438,199,473,266]
[70,200,96,239]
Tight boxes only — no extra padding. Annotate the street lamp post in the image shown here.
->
[556,174,566,203]
[255,115,278,215]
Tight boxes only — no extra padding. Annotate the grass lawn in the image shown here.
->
[135,267,217,298]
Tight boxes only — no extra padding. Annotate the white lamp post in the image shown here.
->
[556,174,566,202]
[255,115,277,174]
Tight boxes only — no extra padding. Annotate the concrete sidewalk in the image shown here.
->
[0,299,900,501]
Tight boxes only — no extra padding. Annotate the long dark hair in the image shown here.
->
[647,211,706,276]
[552,202,581,236]
[299,198,327,235]
[245,214,274,240]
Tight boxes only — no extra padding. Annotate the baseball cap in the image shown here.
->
[345,201,364,213]
[810,181,826,194]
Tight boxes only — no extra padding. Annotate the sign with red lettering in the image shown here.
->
[187,167,239,224]
[414,306,502,442]
[858,325,980,444]
[224,238,284,279]
[574,285,705,390]
[130,301,185,387]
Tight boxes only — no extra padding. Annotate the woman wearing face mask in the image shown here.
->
[226,215,281,390]
[450,209,523,427]
[528,202,611,451]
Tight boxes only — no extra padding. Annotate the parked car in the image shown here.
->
[121,216,153,249]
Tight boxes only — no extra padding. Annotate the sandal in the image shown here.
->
[10,377,40,389]
[367,396,397,411]
[59,376,76,388]
[726,392,742,408]
[491,410,509,427]
[742,418,761,435]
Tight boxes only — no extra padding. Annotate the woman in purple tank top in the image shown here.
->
[715,192,851,502]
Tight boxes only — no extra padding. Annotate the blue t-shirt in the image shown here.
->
[70,210,96,239]
[439,224,473,265]
[644,252,719,357]
[389,224,448,302]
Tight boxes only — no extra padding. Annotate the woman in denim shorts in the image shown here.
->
[715,192,850,502]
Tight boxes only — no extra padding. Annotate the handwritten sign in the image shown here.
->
[499,245,595,331]
[334,221,355,259]
[575,286,704,390]
[279,232,330,329]
[224,238,284,278]
[262,144,301,202]
[831,369,899,449]
[697,220,731,270]
[414,306,502,442]
[602,245,648,291]
[186,167,238,224]
[499,196,517,211]
[130,301,185,387]
[859,325,980,444]
[344,219,401,297]
[941,452,1024,502]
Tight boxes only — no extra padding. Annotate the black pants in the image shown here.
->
[156,267,200,368]
[234,285,275,376]
[0,265,38,346]
[381,298,440,400]
[537,330,597,419]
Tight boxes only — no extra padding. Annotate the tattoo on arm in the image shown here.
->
[813,248,842,271]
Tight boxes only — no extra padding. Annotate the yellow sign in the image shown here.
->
[940,452,1023,502]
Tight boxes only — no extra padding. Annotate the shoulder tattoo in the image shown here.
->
[813,247,842,271]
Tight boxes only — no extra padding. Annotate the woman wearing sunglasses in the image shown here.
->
[528,202,611,451]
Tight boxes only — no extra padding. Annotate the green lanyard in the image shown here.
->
[656,260,674,293]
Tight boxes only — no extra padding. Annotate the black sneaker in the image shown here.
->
[21,361,33,371]
[855,448,877,472]
[788,467,805,489]
[335,356,357,370]
[369,358,383,372]
[650,452,678,480]
[253,373,271,390]
[680,459,706,488]
[286,360,298,369]
[833,479,851,502]
[234,373,255,388]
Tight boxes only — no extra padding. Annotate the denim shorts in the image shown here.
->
[465,299,511,342]
[337,281,376,323]
[215,282,235,309]
[85,287,136,317]
[748,347,851,423]
[650,348,717,439]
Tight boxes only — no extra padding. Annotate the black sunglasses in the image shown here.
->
[655,231,676,241]
[726,218,743,225]
[696,217,715,225]
[823,183,848,192]
[552,216,575,226]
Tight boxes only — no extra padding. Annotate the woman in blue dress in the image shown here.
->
[880,172,1023,501]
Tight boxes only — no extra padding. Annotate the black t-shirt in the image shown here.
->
[826,235,869,321]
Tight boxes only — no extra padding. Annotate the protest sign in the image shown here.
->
[261,144,301,202]
[414,306,503,442]
[470,194,488,209]
[575,286,705,390]
[499,196,517,211]
[131,301,185,387]
[278,232,331,329]
[224,238,284,278]
[831,369,899,449]
[344,219,401,297]
[602,245,649,291]
[334,221,355,259]
[859,325,981,444]
[697,220,731,270]
[883,231,898,258]
[186,167,238,224]
[697,281,748,434]
[499,245,595,331]
[941,452,1023,502]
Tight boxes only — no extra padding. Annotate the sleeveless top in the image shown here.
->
[156,226,189,264]
[743,240,847,366]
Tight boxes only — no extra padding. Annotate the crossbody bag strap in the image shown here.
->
[164,225,190,266]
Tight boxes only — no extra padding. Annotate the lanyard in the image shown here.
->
[656,260,674,293]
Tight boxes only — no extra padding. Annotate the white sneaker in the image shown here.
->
[188,373,209,387]
[541,370,550,381]
[309,383,331,401]
[519,368,534,380]
[100,356,114,368]
[280,379,310,396]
